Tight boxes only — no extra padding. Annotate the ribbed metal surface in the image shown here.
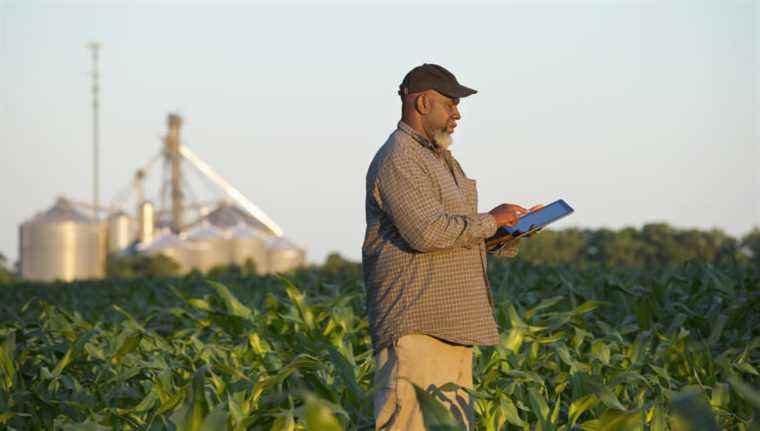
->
[19,197,105,281]
[138,201,155,243]
[107,212,134,253]
[139,230,191,273]
[184,224,230,272]
[228,224,269,274]
[268,237,305,274]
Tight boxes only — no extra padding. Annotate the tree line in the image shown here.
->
[513,223,759,268]
[1,222,757,282]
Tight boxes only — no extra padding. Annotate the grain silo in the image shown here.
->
[228,223,270,274]
[107,211,134,253]
[184,223,230,272]
[268,237,305,274]
[19,112,306,281]
[138,229,191,273]
[19,197,106,281]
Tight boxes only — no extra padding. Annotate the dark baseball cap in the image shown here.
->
[398,63,477,99]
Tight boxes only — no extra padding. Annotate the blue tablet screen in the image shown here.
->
[498,199,574,236]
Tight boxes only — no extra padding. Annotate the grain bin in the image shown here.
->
[268,237,305,274]
[138,201,155,243]
[107,211,134,253]
[228,223,270,274]
[19,197,106,281]
[184,223,230,272]
[138,229,191,273]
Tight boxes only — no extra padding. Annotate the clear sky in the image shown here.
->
[1,0,757,266]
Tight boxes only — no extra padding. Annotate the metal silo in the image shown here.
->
[19,197,106,282]
[228,223,270,274]
[107,211,134,253]
[138,201,155,244]
[268,237,305,274]
[138,229,191,273]
[184,223,230,272]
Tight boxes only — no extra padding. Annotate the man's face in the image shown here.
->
[427,91,461,135]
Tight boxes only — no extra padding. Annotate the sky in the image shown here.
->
[0,0,757,266]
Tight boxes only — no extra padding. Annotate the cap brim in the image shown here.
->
[439,84,477,99]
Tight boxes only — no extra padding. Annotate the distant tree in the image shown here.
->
[741,227,760,265]
[0,252,15,284]
[595,227,650,268]
[510,223,750,269]
[207,263,243,278]
[242,258,258,276]
[517,228,587,265]
[106,253,181,278]
[322,252,362,280]
[205,259,261,278]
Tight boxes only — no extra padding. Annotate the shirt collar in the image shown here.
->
[397,121,445,156]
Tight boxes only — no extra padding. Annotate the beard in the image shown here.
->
[432,128,453,150]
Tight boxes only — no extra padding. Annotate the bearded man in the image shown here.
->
[362,64,542,430]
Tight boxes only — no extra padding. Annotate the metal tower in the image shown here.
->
[165,113,184,233]
[88,41,101,221]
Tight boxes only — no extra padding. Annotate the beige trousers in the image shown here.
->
[373,333,474,431]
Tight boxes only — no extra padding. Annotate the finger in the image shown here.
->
[513,208,528,217]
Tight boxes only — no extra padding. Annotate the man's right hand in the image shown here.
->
[489,203,529,227]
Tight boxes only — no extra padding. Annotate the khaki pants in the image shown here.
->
[373,333,474,431]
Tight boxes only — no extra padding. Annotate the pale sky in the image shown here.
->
[1,0,757,265]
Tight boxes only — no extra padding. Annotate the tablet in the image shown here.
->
[496,199,574,239]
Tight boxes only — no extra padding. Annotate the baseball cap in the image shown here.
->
[398,63,477,99]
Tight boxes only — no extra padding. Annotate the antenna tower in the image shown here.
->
[88,41,101,221]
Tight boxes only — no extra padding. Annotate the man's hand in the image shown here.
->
[489,204,528,227]
[489,203,546,228]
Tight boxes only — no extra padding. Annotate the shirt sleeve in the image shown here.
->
[377,154,498,253]
[488,236,521,258]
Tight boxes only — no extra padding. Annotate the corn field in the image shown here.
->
[0,260,758,430]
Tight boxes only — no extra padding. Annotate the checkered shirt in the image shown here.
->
[362,121,520,351]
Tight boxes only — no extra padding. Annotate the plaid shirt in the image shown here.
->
[362,121,519,351]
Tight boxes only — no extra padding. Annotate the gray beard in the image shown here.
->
[432,129,453,150]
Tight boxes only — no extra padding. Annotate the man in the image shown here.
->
[362,63,543,430]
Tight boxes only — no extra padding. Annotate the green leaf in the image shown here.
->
[62,420,111,431]
[170,365,210,431]
[498,397,527,427]
[111,331,141,364]
[0,330,16,391]
[528,387,550,427]
[410,380,463,431]
[326,344,364,403]
[569,394,599,426]
[649,405,667,431]
[207,280,253,319]
[710,383,730,409]
[573,300,606,315]
[595,409,640,431]
[669,389,720,431]
[727,374,760,414]
[304,394,343,431]
[590,340,611,366]
[200,403,230,431]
